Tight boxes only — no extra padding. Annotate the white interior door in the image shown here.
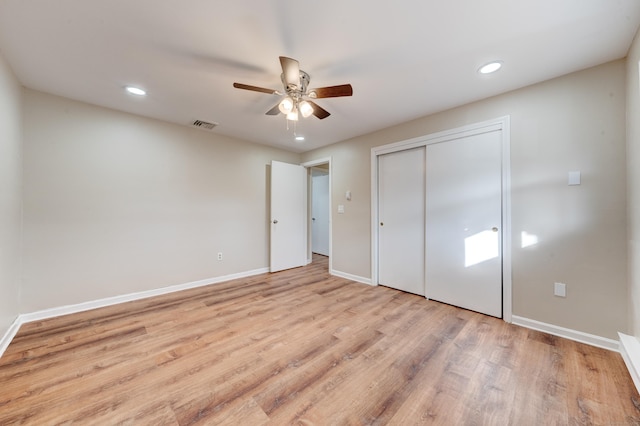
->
[378,147,426,295]
[270,161,306,272]
[425,130,503,317]
[311,171,330,256]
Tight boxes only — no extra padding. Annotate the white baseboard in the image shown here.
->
[330,269,372,285]
[0,316,23,359]
[619,332,640,394]
[20,267,270,324]
[511,315,619,351]
[0,267,270,359]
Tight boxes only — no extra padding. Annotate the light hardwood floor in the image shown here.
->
[1,255,639,425]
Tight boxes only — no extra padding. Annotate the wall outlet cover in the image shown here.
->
[554,282,566,297]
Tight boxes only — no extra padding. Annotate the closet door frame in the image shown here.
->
[370,116,512,322]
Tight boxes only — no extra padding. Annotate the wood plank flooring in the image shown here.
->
[1,254,639,425]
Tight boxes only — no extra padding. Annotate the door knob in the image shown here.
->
[492,227,498,232]
[380,222,384,226]
[273,220,278,224]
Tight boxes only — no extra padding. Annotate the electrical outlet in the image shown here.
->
[554,282,566,297]
[217,252,223,261]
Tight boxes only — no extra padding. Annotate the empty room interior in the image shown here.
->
[2,1,640,424]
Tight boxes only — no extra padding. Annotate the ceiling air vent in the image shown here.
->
[192,119,218,130]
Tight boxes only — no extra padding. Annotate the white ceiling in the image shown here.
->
[1,1,639,153]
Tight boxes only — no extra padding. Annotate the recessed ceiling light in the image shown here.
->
[295,135,305,142]
[125,86,146,96]
[478,61,503,74]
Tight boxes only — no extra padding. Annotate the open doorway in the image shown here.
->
[302,158,331,270]
[311,167,329,256]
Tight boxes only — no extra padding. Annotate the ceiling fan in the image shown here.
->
[233,56,353,121]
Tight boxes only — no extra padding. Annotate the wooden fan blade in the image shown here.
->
[309,84,353,98]
[265,103,281,116]
[233,82,278,95]
[308,100,331,119]
[279,56,300,89]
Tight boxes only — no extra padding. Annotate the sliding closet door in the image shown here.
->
[425,130,503,317]
[377,146,425,296]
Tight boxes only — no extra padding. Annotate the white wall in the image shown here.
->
[21,90,299,313]
[0,49,22,336]
[627,28,640,337]
[302,60,628,340]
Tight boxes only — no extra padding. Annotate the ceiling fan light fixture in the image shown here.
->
[286,109,299,121]
[478,61,503,74]
[299,100,313,118]
[279,97,294,114]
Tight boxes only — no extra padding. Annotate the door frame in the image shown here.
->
[302,157,332,271]
[370,116,512,322]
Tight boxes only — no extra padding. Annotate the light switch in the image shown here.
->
[338,204,345,214]
[568,171,581,186]
[345,190,352,201]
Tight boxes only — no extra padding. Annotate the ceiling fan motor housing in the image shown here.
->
[282,70,310,99]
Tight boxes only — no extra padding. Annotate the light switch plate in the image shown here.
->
[554,282,566,297]
[338,204,345,214]
[568,171,581,186]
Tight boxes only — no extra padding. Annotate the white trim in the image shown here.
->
[619,333,640,393]
[18,267,269,324]
[512,315,619,351]
[371,116,512,321]
[0,316,23,359]
[501,117,512,322]
[370,151,379,286]
[372,121,504,157]
[331,269,372,286]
